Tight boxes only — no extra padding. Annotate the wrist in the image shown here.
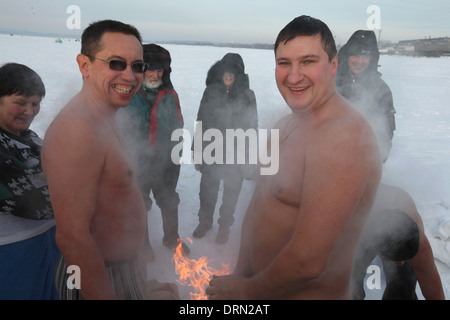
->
[245,276,263,300]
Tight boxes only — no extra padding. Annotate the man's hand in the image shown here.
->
[206,275,251,300]
[145,279,180,300]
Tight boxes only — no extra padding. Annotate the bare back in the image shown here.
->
[243,94,381,299]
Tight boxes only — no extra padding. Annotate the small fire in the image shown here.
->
[172,238,230,300]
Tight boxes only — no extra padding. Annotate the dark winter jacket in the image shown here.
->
[193,53,258,165]
[336,30,396,162]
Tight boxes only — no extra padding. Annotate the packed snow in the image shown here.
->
[1,34,449,299]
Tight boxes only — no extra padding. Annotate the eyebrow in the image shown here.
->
[301,54,321,60]
[106,55,144,63]
[276,54,321,62]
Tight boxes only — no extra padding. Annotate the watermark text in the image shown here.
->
[171,121,279,176]
[66,5,81,30]
[366,5,381,30]
[66,265,81,290]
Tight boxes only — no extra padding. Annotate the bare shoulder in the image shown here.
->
[46,94,107,141]
[42,95,106,168]
[331,98,373,136]
[47,95,94,134]
[272,114,292,130]
[317,97,379,159]
[375,184,423,226]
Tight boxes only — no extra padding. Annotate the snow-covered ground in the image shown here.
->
[1,34,449,299]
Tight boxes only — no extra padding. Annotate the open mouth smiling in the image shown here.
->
[289,86,310,93]
[112,84,134,95]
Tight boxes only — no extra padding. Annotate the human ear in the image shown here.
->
[331,56,338,77]
[76,54,90,79]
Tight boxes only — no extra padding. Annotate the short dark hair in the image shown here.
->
[81,19,142,61]
[372,209,420,262]
[274,15,337,62]
[0,63,45,98]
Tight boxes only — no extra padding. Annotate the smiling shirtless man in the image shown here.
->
[207,16,382,300]
[42,20,149,299]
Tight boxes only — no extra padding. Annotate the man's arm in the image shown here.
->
[390,186,445,300]
[350,230,378,300]
[232,198,255,278]
[409,214,445,300]
[250,135,375,297]
[42,115,116,299]
[208,123,380,299]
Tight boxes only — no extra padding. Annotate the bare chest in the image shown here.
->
[101,121,136,189]
[268,127,309,207]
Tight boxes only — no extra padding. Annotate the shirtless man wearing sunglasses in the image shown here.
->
[42,20,154,299]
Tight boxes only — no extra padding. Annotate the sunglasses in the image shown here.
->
[86,55,148,73]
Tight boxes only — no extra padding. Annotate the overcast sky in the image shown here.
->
[1,0,449,44]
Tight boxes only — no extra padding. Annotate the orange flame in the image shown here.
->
[172,238,230,300]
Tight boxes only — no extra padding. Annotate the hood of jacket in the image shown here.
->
[336,30,380,85]
[205,53,249,90]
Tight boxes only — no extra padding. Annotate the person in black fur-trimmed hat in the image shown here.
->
[336,30,396,163]
[118,43,189,256]
[143,44,173,89]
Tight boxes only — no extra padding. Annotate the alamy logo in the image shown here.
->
[66,265,81,290]
[170,121,280,176]
[366,265,381,290]
[66,5,81,30]
[367,5,381,30]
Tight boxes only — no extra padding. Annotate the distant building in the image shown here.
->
[394,37,450,57]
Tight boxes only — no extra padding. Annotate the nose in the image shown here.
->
[287,64,305,84]
[23,103,36,116]
[146,70,157,78]
[356,55,365,63]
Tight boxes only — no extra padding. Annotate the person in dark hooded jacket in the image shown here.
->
[336,30,396,163]
[192,53,258,244]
